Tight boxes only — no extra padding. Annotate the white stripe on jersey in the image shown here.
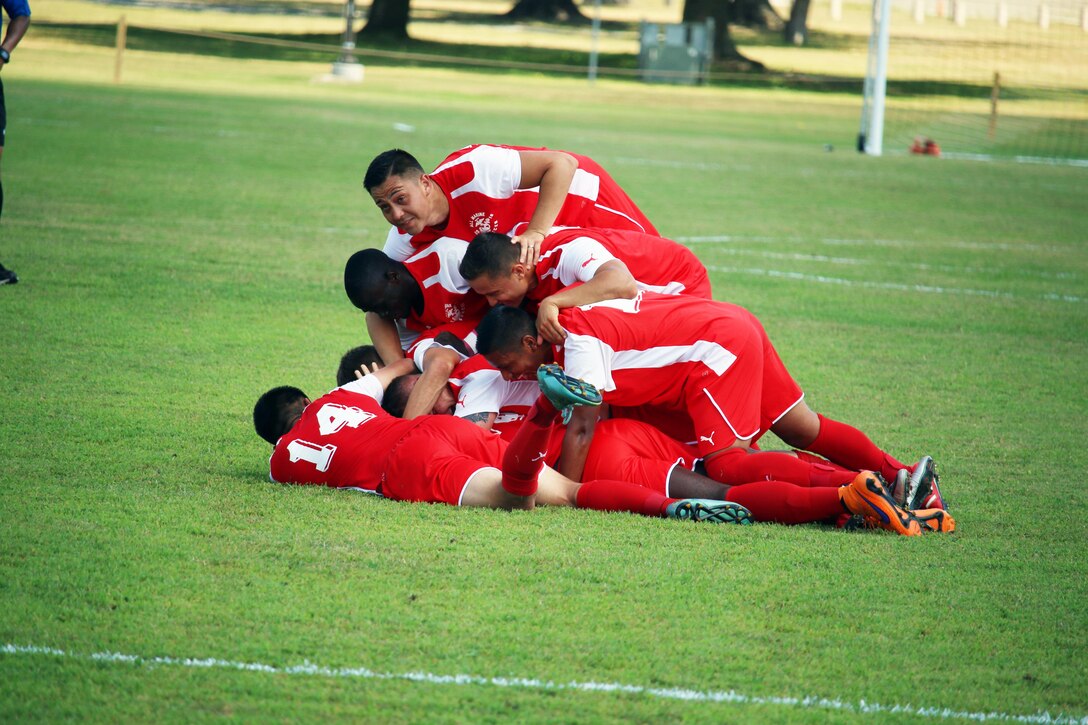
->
[563,333,737,394]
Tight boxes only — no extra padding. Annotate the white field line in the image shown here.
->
[702,263,1085,303]
[668,234,1084,303]
[693,246,1077,281]
[3,643,1086,724]
[674,234,1073,255]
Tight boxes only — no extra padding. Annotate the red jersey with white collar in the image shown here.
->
[527,227,711,307]
[383,145,658,259]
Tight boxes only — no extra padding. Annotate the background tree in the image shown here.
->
[360,0,410,38]
[682,0,766,69]
[505,0,587,22]
[784,0,813,45]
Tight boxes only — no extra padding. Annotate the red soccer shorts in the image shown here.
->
[382,416,508,506]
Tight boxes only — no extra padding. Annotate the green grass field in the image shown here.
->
[1,8,1087,722]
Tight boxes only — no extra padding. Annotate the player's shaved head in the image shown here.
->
[475,304,537,355]
[364,149,425,191]
[253,386,309,444]
[344,249,419,319]
[459,232,520,281]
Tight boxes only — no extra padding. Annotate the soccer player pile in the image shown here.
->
[256,144,953,536]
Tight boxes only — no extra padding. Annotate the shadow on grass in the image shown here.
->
[38,20,1086,99]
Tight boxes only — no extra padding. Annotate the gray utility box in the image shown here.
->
[638,19,714,85]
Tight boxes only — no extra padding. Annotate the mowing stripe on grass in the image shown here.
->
[3,643,1084,723]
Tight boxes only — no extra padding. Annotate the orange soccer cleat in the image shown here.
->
[840,471,922,536]
[912,508,956,533]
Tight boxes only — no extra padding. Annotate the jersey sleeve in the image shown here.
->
[2,0,31,18]
[435,145,522,200]
[339,375,385,404]
[561,333,616,393]
[453,368,506,419]
[551,236,616,285]
[382,227,416,262]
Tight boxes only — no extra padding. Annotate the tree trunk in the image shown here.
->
[784,0,812,44]
[682,0,764,69]
[360,0,410,38]
[505,0,588,22]
[731,0,784,29]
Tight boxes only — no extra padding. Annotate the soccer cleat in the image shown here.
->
[907,456,947,511]
[913,508,956,533]
[0,264,17,286]
[536,363,602,424]
[886,468,910,507]
[839,471,922,536]
[665,499,753,525]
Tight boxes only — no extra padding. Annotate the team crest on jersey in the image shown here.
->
[469,212,499,235]
[444,303,466,321]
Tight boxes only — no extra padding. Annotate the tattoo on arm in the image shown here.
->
[462,412,492,424]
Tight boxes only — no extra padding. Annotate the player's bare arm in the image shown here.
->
[365,312,407,366]
[556,404,599,482]
[402,346,460,419]
[0,14,29,71]
[536,260,639,344]
[461,411,497,428]
[511,150,578,266]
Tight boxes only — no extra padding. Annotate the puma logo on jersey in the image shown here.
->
[699,432,716,446]
[580,254,598,269]
[531,451,547,462]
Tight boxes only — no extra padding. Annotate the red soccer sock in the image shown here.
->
[793,450,854,474]
[575,479,673,517]
[704,447,854,488]
[806,414,906,482]
[725,480,844,525]
[500,397,560,497]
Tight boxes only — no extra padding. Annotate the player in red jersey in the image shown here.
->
[365,146,658,261]
[475,295,949,533]
[253,358,753,524]
[362,146,658,400]
[459,228,711,344]
[344,243,487,418]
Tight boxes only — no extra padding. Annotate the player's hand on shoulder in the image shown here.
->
[536,299,567,345]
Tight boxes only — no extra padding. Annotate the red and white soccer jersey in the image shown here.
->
[555,292,805,458]
[527,227,712,307]
[268,376,506,505]
[447,354,540,441]
[402,236,489,335]
[383,145,658,259]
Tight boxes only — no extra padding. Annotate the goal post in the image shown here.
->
[858,0,893,155]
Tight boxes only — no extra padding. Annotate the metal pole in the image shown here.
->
[588,0,601,83]
[865,0,892,155]
[332,0,364,81]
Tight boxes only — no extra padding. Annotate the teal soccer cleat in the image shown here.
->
[665,499,753,524]
[536,363,602,423]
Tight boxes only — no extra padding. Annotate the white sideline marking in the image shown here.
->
[3,643,1086,723]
